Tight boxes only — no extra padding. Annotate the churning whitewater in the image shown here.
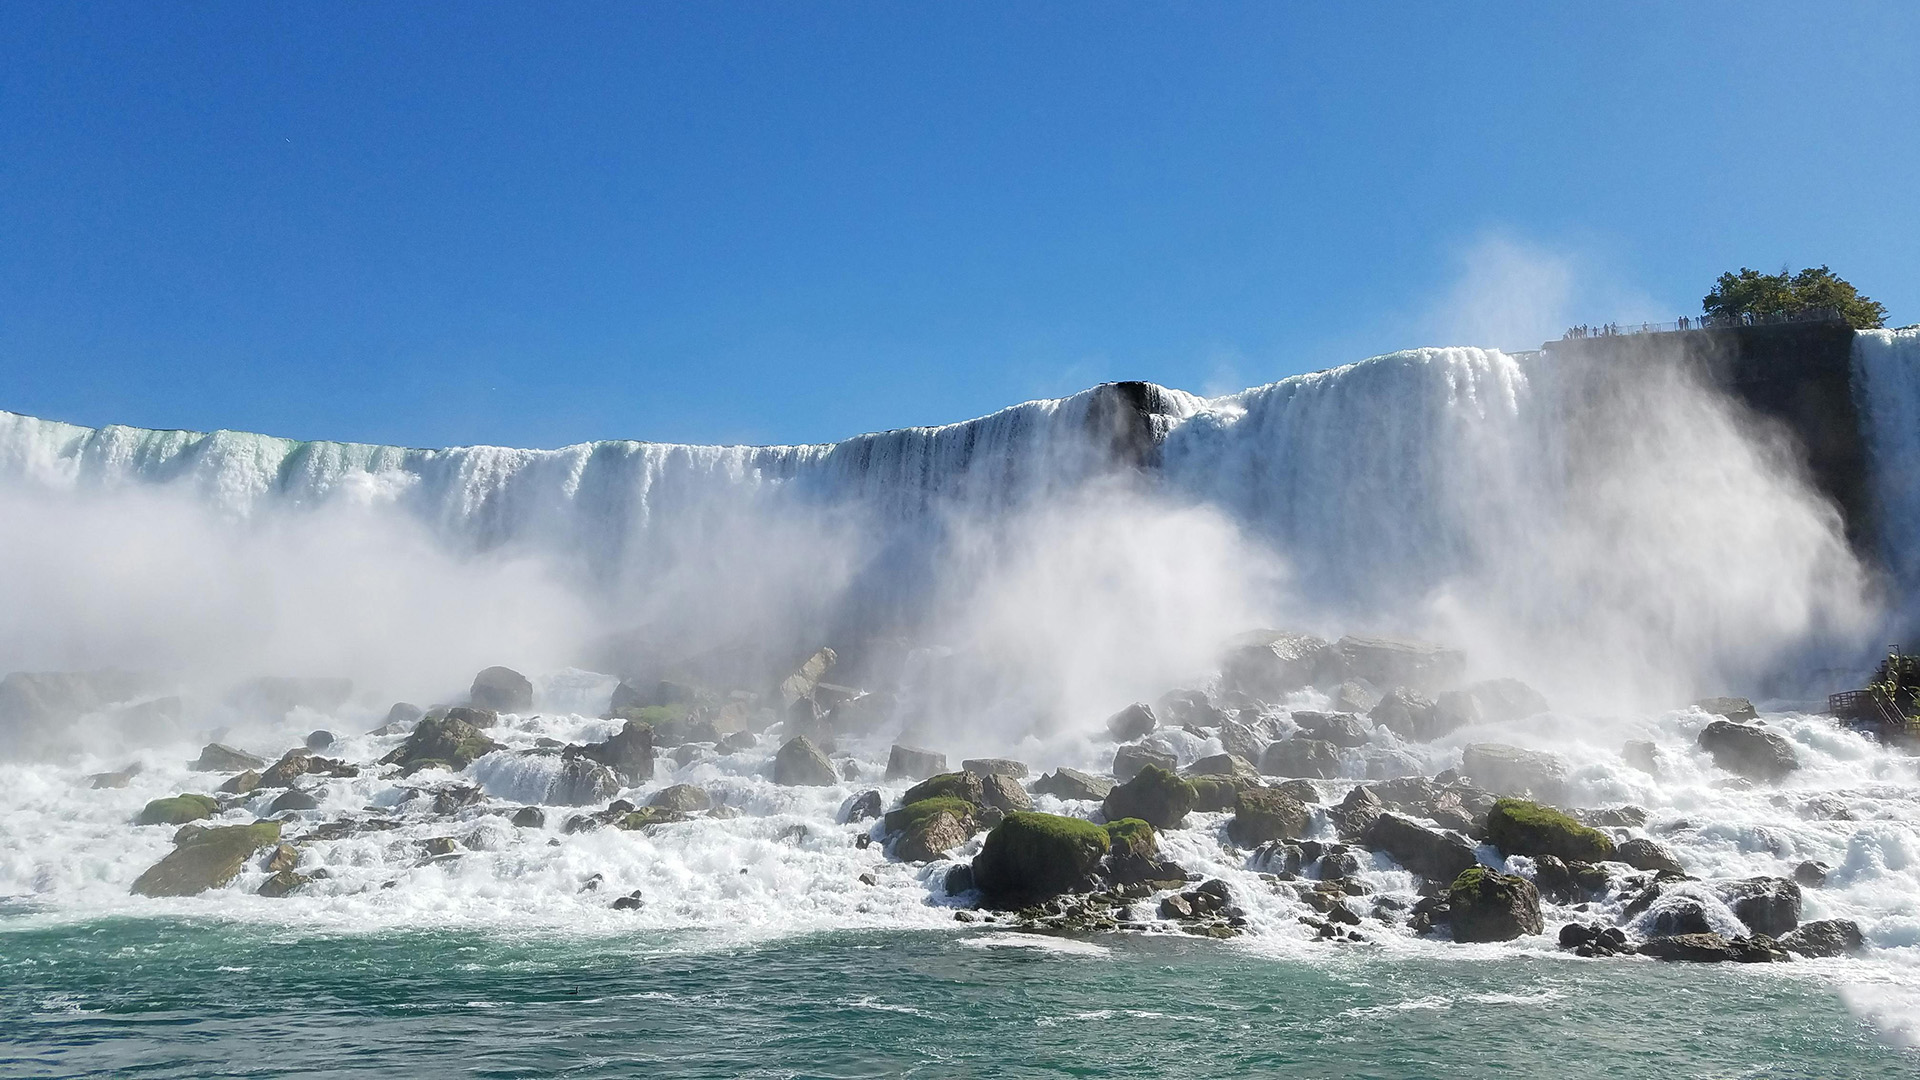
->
[4,329,1920,1051]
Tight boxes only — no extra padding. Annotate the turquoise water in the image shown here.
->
[2,920,1910,1079]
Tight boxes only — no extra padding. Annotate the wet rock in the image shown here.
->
[1778,919,1865,958]
[1332,679,1382,714]
[651,715,723,748]
[962,758,1028,779]
[375,702,424,734]
[842,790,884,823]
[778,647,837,707]
[580,721,656,785]
[1365,812,1476,883]
[1639,932,1782,963]
[136,794,219,827]
[428,784,486,816]
[971,811,1109,905]
[1220,630,1335,699]
[1329,784,1384,841]
[1793,861,1829,889]
[1188,775,1252,812]
[1185,752,1261,783]
[1717,877,1802,937]
[612,889,645,911]
[884,799,976,862]
[1260,738,1341,779]
[1460,744,1568,801]
[610,679,698,713]
[263,843,299,873]
[1617,837,1686,875]
[1697,720,1799,783]
[511,806,546,829]
[191,743,267,773]
[1106,702,1158,741]
[1558,922,1631,957]
[88,763,143,789]
[1648,900,1715,937]
[772,736,838,786]
[1334,636,1466,694]
[903,771,986,809]
[545,756,621,806]
[648,784,712,813]
[979,773,1033,815]
[257,870,309,898]
[1695,697,1760,723]
[885,744,947,781]
[305,730,335,752]
[720,731,757,753]
[444,705,499,729]
[1270,778,1321,804]
[1487,799,1615,863]
[1101,765,1195,830]
[1112,743,1177,782]
[1291,711,1370,748]
[1448,866,1543,943]
[131,821,282,897]
[1031,768,1113,801]
[1227,788,1311,847]
[614,806,689,830]
[1622,740,1661,776]
[381,716,504,775]
[266,788,319,814]
[1370,688,1444,742]
[1218,719,1269,763]
[1532,854,1577,903]
[944,863,975,896]
[1157,689,1227,728]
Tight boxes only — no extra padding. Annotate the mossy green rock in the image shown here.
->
[1189,775,1253,812]
[902,771,985,809]
[130,821,282,897]
[972,812,1110,904]
[883,795,977,837]
[1448,865,1543,943]
[1100,765,1195,829]
[1226,787,1311,847]
[135,793,219,827]
[381,715,503,772]
[1486,798,1615,864]
[1104,817,1157,858]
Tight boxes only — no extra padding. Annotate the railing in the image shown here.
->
[1562,307,1846,340]
[1829,687,1910,730]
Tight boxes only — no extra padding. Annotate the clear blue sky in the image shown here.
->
[2,3,1916,449]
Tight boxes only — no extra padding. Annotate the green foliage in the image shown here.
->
[1103,817,1157,857]
[883,796,976,837]
[1704,265,1887,329]
[1486,798,1615,863]
[135,793,219,827]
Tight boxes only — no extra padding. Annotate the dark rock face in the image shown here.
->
[1648,901,1715,938]
[1220,631,1335,699]
[1794,860,1829,889]
[1032,768,1114,801]
[1460,744,1568,801]
[381,716,504,774]
[1329,784,1385,841]
[1639,933,1782,963]
[610,679,698,713]
[305,730,335,751]
[1448,867,1543,943]
[1365,813,1476,883]
[1106,702,1158,741]
[1112,743,1177,782]
[903,771,985,808]
[1486,799,1615,863]
[885,744,947,781]
[962,758,1028,779]
[191,743,267,772]
[547,757,621,806]
[842,790,884,822]
[1532,854,1578,904]
[266,788,319,814]
[1226,788,1311,847]
[511,806,546,828]
[580,721,656,785]
[1779,919,1866,957]
[1697,720,1799,782]
[1370,688,1445,742]
[136,794,219,826]
[772,736,838,786]
[1717,877,1802,937]
[1617,837,1686,875]
[131,821,281,897]
[979,773,1033,815]
[1334,636,1466,694]
[1695,697,1760,722]
[1260,738,1341,779]
[1291,711,1370,748]
[1101,765,1195,830]
[971,812,1110,905]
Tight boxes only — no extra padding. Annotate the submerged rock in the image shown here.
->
[1717,877,1802,937]
[1031,768,1113,801]
[1486,799,1615,864]
[885,744,947,781]
[131,821,282,897]
[1778,919,1865,958]
[772,736,837,786]
[88,763,143,789]
[135,794,219,827]
[1101,765,1195,830]
[1697,720,1798,783]
[470,666,533,713]
[1448,866,1543,943]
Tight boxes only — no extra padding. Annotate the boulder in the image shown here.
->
[842,790,884,822]
[1112,743,1177,782]
[720,731,758,753]
[1486,799,1615,863]
[305,730,335,752]
[1334,636,1465,693]
[772,736,838,786]
[1260,738,1341,779]
[258,750,318,788]
[1226,787,1310,847]
[1369,688,1446,742]
[1155,689,1225,728]
[191,743,267,772]
[1101,765,1195,830]
[1104,817,1157,858]
[979,773,1033,815]
[1031,768,1113,801]
[218,769,260,796]
[778,647,837,707]
[130,821,282,897]
[381,716,503,774]
[1366,812,1477,883]
[1332,679,1382,714]
[1460,744,1568,801]
[257,870,308,898]
[1793,860,1829,889]
[903,771,986,809]
[88,764,143,789]
[962,758,1028,779]
[580,721,656,784]
[828,690,896,734]
[1218,719,1269,763]
[1717,877,1802,937]
[444,705,498,729]
[971,811,1110,905]
[1364,749,1425,780]
[1185,752,1261,783]
[135,794,219,827]
[1291,711,1370,748]
[376,702,425,733]
[1329,784,1384,841]
[885,745,947,781]
[1616,837,1686,875]
[648,784,712,813]
[1697,720,1798,783]
[1188,775,1249,812]
[1778,919,1865,958]
[1106,702,1158,741]
[511,806,546,828]
[1695,697,1760,723]
[266,788,319,814]
[1448,866,1543,943]
[884,798,976,862]
[547,757,621,806]
[1532,854,1578,903]
[1220,630,1335,699]
[1639,933,1781,963]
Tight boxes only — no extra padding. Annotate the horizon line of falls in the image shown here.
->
[2,327,1917,730]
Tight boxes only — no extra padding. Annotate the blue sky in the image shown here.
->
[2,3,1916,449]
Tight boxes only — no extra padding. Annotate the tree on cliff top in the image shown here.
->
[1704,266,1887,329]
